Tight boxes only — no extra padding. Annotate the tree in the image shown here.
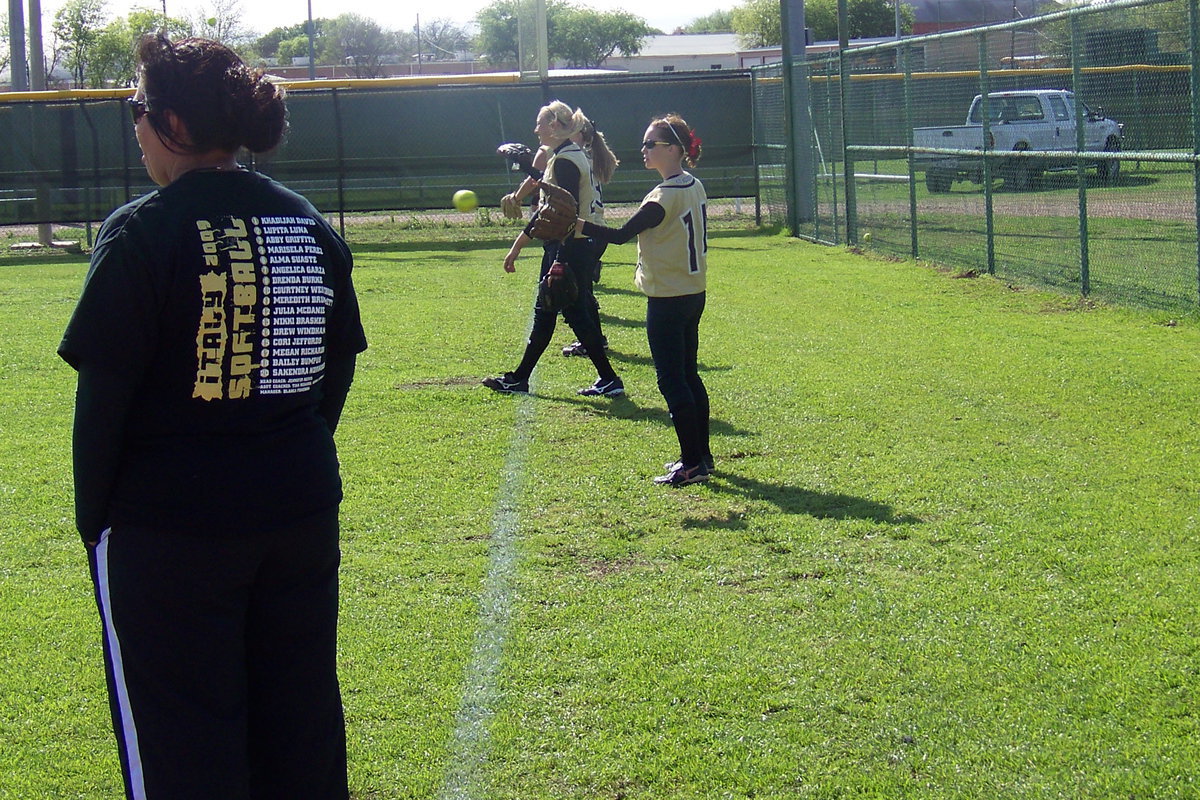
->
[83,10,192,88]
[682,10,734,34]
[418,18,470,59]
[52,0,110,87]
[255,22,310,59]
[732,0,912,47]
[0,10,9,75]
[276,35,312,64]
[474,0,650,67]
[474,0,567,65]
[553,7,651,67]
[193,0,254,49]
[835,0,913,39]
[1038,2,1189,59]
[325,14,406,77]
[731,0,779,48]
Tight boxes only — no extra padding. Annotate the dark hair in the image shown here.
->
[650,113,702,167]
[136,34,287,155]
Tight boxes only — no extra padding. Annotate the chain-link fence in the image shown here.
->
[0,71,756,237]
[755,0,1200,312]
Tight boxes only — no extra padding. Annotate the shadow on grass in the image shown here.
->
[696,471,922,527]
[598,347,733,374]
[1031,173,1156,192]
[594,283,642,298]
[596,312,644,332]
[552,393,753,439]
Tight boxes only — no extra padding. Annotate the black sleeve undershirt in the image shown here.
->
[580,202,666,245]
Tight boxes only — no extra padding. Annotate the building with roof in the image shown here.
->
[603,33,742,73]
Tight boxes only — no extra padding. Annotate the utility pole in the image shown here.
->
[27,0,43,89]
[307,0,316,80]
[28,0,52,245]
[8,0,28,91]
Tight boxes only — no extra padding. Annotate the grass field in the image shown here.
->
[2,221,1198,798]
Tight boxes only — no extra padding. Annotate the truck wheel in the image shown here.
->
[926,172,952,193]
[1097,137,1121,185]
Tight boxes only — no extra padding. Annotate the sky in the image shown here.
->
[38,0,735,38]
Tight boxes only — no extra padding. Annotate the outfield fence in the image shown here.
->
[754,0,1200,312]
[5,1,1198,313]
[0,71,755,237]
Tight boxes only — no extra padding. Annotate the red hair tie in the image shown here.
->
[687,132,702,161]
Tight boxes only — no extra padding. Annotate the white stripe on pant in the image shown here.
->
[94,527,149,800]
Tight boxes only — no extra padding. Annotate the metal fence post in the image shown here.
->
[78,100,99,247]
[751,70,762,226]
[826,58,840,245]
[903,43,917,258]
[979,33,995,275]
[838,0,857,244]
[1071,16,1090,297]
[121,101,134,206]
[1191,0,1200,305]
[332,89,346,238]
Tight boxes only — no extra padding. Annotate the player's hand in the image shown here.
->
[500,193,523,219]
[503,251,518,273]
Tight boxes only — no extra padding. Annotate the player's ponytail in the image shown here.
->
[578,115,619,184]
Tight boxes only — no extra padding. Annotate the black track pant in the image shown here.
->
[87,509,349,800]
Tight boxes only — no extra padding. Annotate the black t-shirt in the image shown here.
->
[59,169,368,536]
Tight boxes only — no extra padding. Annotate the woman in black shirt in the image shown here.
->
[59,35,365,799]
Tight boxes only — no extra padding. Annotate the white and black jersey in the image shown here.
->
[581,170,708,298]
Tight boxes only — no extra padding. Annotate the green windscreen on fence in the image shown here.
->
[0,71,756,227]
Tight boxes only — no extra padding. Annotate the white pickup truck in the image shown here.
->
[913,89,1123,192]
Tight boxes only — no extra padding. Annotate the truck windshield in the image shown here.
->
[968,96,1047,124]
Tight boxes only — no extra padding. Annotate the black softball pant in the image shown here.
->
[646,291,711,465]
[529,240,603,347]
[514,239,616,381]
[87,509,348,800]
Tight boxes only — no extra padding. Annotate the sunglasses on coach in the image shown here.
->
[126,97,152,124]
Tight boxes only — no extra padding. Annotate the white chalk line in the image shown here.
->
[436,380,536,800]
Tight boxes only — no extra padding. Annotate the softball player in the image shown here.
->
[562,115,620,358]
[484,101,624,397]
[577,114,712,485]
[58,35,365,798]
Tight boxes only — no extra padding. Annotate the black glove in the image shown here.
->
[497,142,539,179]
[537,260,579,313]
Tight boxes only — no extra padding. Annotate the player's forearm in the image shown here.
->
[509,231,534,256]
[513,177,539,202]
[580,202,666,244]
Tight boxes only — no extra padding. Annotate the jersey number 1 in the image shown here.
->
[681,203,707,273]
